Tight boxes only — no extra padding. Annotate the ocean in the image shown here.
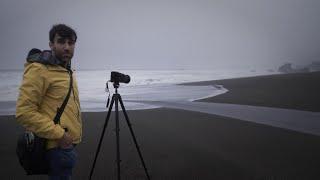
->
[0,69,277,115]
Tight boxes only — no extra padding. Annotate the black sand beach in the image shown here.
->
[1,72,320,180]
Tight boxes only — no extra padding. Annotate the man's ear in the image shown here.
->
[49,41,54,50]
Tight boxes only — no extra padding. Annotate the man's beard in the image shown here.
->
[54,52,73,62]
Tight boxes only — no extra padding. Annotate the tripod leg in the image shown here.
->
[89,95,115,180]
[118,96,151,180]
[115,95,121,180]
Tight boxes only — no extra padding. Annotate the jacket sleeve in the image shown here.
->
[16,63,65,140]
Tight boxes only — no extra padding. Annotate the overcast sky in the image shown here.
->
[1,0,319,70]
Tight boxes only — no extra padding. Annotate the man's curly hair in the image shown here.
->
[49,24,77,43]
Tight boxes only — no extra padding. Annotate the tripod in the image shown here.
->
[89,83,151,180]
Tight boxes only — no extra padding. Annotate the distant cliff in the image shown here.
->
[308,61,320,72]
[278,61,320,73]
[278,63,309,73]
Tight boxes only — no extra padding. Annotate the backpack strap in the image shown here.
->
[53,68,73,124]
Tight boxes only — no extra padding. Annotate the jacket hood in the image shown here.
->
[26,48,71,69]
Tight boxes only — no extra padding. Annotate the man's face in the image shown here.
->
[49,34,76,62]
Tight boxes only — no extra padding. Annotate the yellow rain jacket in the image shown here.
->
[16,61,82,149]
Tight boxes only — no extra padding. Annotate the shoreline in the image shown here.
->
[2,71,318,116]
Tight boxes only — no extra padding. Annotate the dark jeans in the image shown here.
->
[46,146,77,180]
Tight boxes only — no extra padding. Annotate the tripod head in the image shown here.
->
[113,82,119,94]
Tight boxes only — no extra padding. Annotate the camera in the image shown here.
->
[110,71,130,84]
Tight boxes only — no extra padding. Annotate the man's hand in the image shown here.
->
[58,132,73,149]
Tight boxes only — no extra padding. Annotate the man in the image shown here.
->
[16,24,82,180]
